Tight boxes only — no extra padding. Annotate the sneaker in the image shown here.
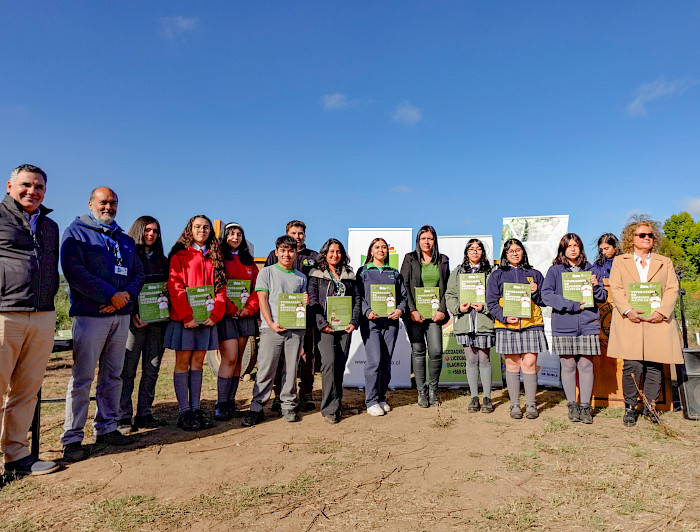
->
[177,411,201,431]
[193,409,215,429]
[567,402,581,422]
[214,402,234,421]
[623,407,637,427]
[379,401,391,413]
[282,409,298,422]
[367,404,386,417]
[468,396,481,413]
[271,397,282,414]
[481,397,493,413]
[95,429,131,446]
[117,417,133,434]
[417,392,430,408]
[133,414,160,429]
[510,405,523,419]
[579,404,593,424]
[299,395,316,412]
[323,414,339,424]
[241,410,265,427]
[525,404,539,419]
[4,455,59,476]
[63,442,89,463]
[642,406,660,425]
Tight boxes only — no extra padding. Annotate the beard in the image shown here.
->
[92,209,116,225]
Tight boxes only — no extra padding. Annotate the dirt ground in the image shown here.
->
[2,349,700,532]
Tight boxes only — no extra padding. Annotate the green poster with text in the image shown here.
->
[503,282,532,318]
[370,284,396,317]
[562,271,594,307]
[138,282,170,323]
[278,293,307,329]
[226,279,251,311]
[327,296,352,331]
[186,285,215,324]
[628,282,662,316]
[459,273,486,304]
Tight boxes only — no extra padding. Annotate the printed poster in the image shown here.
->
[628,282,663,316]
[503,282,532,318]
[459,273,486,304]
[415,287,440,318]
[226,279,251,311]
[562,271,594,308]
[370,284,396,317]
[186,285,215,324]
[327,296,352,331]
[278,293,307,329]
[138,282,170,323]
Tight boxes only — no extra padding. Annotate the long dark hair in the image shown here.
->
[595,232,621,266]
[220,222,254,266]
[128,215,165,261]
[168,214,227,293]
[461,238,491,273]
[553,233,587,267]
[413,225,440,264]
[364,238,389,266]
[316,238,350,272]
[498,238,532,270]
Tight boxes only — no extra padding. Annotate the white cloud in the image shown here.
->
[393,101,422,125]
[685,197,700,216]
[321,94,348,111]
[391,185,412,193]
[160,16,198,41]
[626,76,698,117]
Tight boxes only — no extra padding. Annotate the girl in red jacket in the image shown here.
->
[214,222,260,421]
[165,215,227,431]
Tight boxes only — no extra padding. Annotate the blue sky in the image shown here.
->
[2,2,699,258]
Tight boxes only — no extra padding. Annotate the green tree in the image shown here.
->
[662,211,700,278]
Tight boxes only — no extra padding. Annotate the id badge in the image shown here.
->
[115,265,128,276]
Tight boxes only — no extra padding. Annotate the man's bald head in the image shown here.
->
[88,187,118,225]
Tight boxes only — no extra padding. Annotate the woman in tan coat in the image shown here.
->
[607,218,683,427]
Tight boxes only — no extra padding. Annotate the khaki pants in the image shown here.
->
[1,311,56,463]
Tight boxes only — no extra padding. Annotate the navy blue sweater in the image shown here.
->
[356,263,407,329]
[61,215,145,317]
[541,262,608,336]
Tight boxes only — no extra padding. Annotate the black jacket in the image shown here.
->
[265,246,318,277]
[0,194,59,312]
[307,267,361,331]
[399,251,450,325]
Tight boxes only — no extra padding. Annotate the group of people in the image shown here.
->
[0,163,684,478]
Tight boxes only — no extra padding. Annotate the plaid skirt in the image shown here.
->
[495,328,548,355]
[456,333,495,349]
[552,335,601,356]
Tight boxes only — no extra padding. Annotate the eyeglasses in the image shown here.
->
[467,247,481,253]
[506,248,523,255]
[634,233,654,239]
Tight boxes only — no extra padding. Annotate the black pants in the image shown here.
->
[622,360,664,407]
[406,320,443,393]
[318,331,350,417]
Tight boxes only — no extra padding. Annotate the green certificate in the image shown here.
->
[459,273,486,304]
[561,271,594,308]
[226,279,251,310]
[628,282,663,316]
[327,296,352,331]
[370,284,396,317]
[415,287,440,318]
[186,285,216,324]
[138,282,170,323]
[503,282,532,318]
[278,293,307,329]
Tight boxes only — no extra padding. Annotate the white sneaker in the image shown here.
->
[367,404,386,416]
[379,401,391,413]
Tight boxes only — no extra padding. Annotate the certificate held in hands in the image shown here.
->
[370,284,396,317]
[628,282,662,316]
[459,273,486,304]
[327,296,352,331]
[186,285,216,324]
[503,283,532,318]
[561,271,594,308]
[278,293,307,329]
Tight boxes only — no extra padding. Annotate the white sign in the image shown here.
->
[437,235,494,271]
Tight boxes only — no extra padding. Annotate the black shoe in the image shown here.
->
[271,397,282,414]
[4,455,60,476]
[227,400,241,418]
[579,404,593,424]
[282,409,298,422]
[468,396,480,413]
[481,397,493,413]
[193,409,215,429]
[63,442,89,463]
[428,389,439,406]
[241,410,265,427]
[133,414,159,429]
[510,405,523,419]
[95,429,131,446]
[214,402,234,421]
[623,407,637,427]
[117,417,133,435]
[642,406,660,425]
[177,411,201,431]
[299,395,316,412]
[323,414,339,425]
[567,402,581,422]
[417,391,430,408]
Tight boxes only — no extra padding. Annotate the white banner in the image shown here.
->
[345,228,414,388]
[437,234,494,271]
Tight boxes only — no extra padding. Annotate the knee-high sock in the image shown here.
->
[228,376,240,403]
[560,356,578,403]
[505,371,521,406]
[217,376,232,405]
[523,372,538,406]
[189,369,203,411]
[577,357,594,404]
[174,372,190,414]
[465,347,480,397]
[478,350,492,399]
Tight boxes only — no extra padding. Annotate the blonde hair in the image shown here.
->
[620,215,662,253]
